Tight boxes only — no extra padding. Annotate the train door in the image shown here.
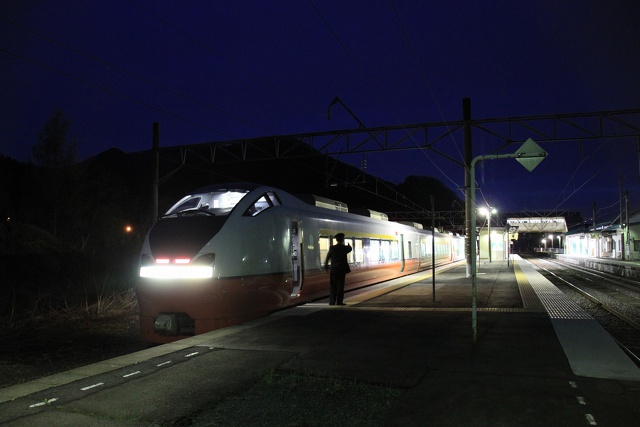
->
[290,220,303,297]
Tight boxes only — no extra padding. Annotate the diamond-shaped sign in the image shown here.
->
[515,138,547,172]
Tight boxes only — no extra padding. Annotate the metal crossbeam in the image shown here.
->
[151,107,640,230]
[157,108,640,164]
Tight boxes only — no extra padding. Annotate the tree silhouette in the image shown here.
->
[31,111,78,236]
[32,110,77,168]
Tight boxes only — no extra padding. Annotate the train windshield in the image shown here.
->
[165,189,250,216]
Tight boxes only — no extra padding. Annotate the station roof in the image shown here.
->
[506,217,567,233]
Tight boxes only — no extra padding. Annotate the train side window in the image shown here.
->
[368,239,381,262]
[390,240,400,260]
[380,240,390,262]
[319,237,330,265]
[345,238,355,263]
[354,239,364,263]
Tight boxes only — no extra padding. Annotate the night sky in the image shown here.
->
[2,1,640,221]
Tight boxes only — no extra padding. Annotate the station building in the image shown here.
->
[562,210,640,261]
[478,217,568,262]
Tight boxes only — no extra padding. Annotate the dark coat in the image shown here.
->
[325,243,352,273]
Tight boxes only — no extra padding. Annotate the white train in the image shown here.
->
[136,183,465,343]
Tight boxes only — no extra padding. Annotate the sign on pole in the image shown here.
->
[515,138,547,172]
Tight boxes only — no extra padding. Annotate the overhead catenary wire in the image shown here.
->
[309,0,462,205]
[0,5,436,217]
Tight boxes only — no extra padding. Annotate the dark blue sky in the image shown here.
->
[2,1,639,221]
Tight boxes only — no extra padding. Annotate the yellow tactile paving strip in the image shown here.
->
[513,260,547,312]
[514,259,592,320]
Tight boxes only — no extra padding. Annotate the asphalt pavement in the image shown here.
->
[1,257,639,426]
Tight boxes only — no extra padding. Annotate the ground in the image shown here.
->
[0,312,400,426]
[0,311,147,388]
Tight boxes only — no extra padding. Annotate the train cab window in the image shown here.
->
[243,191,281,217]
[170,196,201,213]
[266,191,281,206]
[165,189,250,216]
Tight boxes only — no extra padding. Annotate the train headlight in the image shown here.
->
[139,253,215,279]
[140,265,213,279]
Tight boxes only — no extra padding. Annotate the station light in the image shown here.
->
[478,206,497,263]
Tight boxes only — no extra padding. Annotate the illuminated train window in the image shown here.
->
[170,196,201,213]
[390,240,400,260]
[319,237,330,264]
[166,190,250,216]
[319,236,399,265]
[353,239,363,263]
[346,238,355,263]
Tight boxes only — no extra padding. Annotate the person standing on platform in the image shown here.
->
[324,233,352,306]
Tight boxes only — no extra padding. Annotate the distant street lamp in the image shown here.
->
[549,234,554,249]
[541,238,547,251]
[479,206,497,262]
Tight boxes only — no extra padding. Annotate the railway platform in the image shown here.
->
[1,255,640,426]
[553,253,640,279]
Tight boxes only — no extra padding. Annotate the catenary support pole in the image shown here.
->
[469,149,547,344]
[431,194,436,302]
[463,98,473,278]
[151,122,159,227]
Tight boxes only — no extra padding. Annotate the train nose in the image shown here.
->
[153,313,195,336]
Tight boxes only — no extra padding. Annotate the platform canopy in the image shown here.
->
[506,217,567,233]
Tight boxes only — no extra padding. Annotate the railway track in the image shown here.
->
[523,254,640,365]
